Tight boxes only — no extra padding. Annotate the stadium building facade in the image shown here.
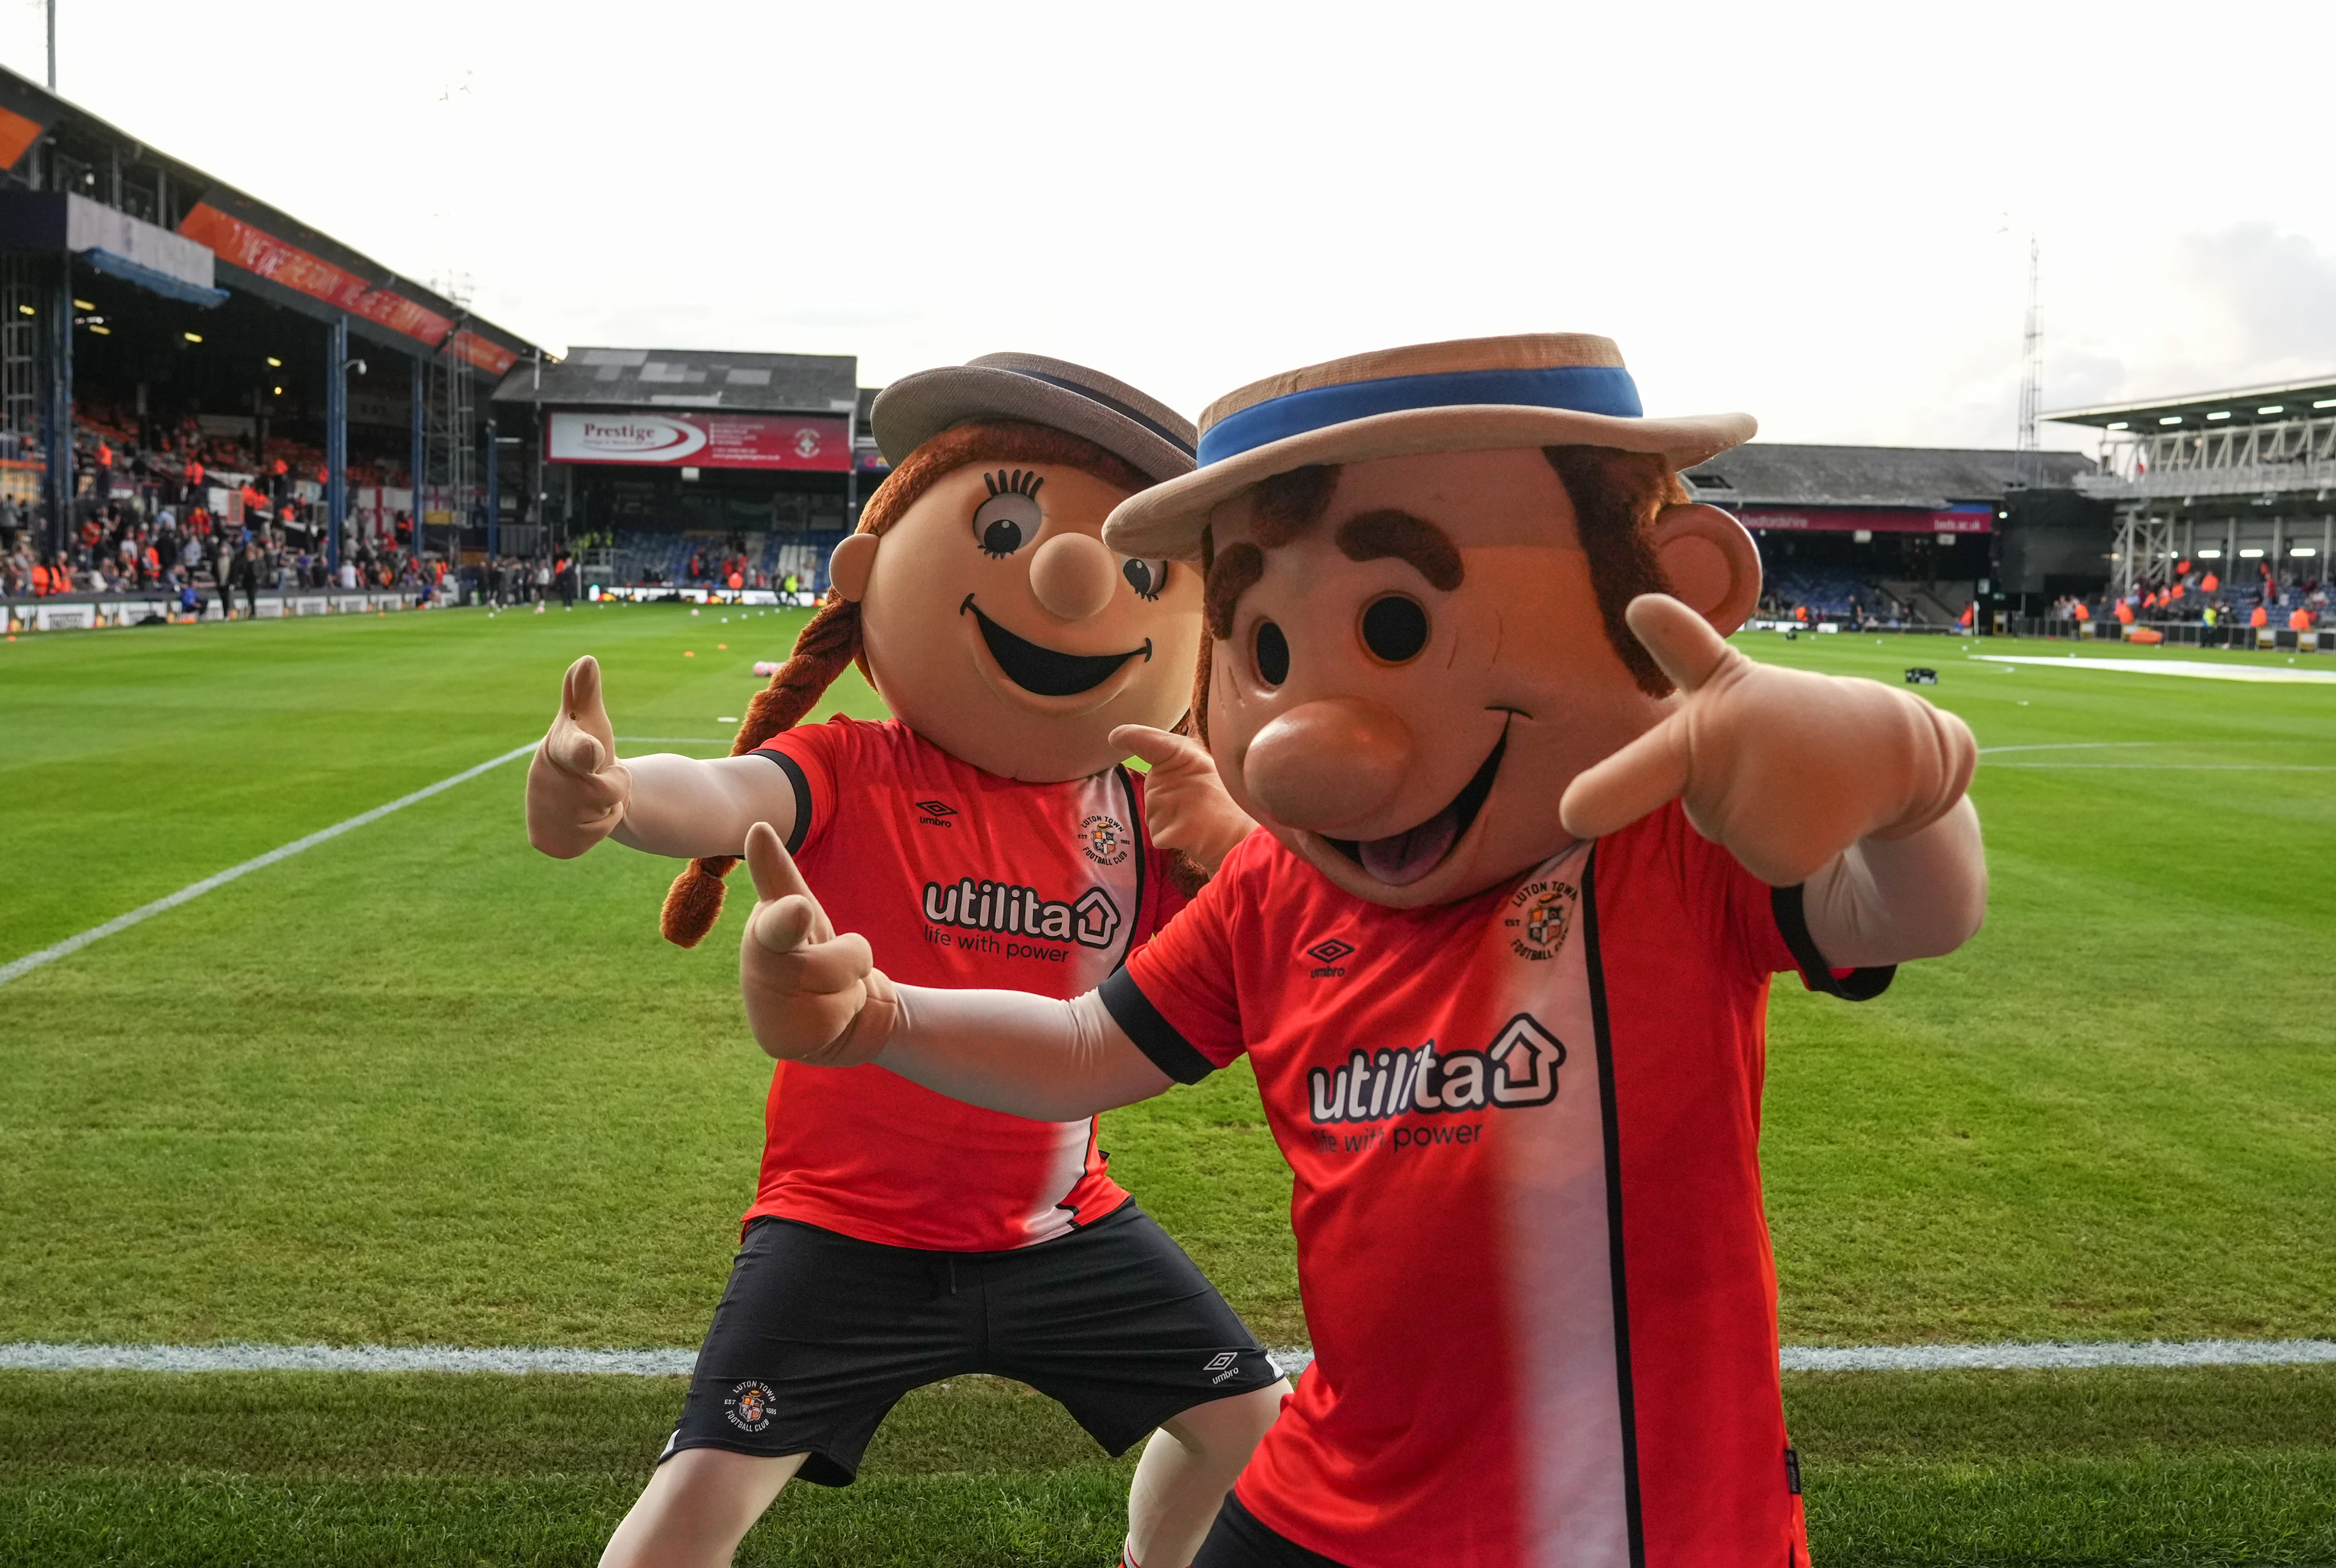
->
[490,349,885,590]
[1682,444,2105,627]
[0,60,536,571]
[2044,378,2336,597]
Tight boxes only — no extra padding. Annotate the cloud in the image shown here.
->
[2178,224,2336,368]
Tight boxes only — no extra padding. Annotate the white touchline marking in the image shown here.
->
[0,1341,1320,1379]
[1974,655,2336,685]
[1778,1338,2336,1372]
[1977,742,2164,755]
[2,1339,2328,1378]
[0,744,536,990]
[616,736,733,744]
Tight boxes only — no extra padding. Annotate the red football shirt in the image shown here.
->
[1104,801,1888,1567]
[749,716,1187,1251]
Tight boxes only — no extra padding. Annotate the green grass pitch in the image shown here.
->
[1,604,2332,1564]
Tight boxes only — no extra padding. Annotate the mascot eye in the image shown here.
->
[972,491,1042,557]
[1254,619,1291,686]
[1120,557,1171,602]
[1360,594,1429,663]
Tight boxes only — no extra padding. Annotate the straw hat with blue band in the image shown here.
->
[870,352,1197,485]
[1104,333,1757,562]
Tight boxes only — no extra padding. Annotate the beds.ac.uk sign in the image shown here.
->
[547,412,849,472]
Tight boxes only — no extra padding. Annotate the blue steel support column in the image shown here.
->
[408,357,424,563]
[325,314,347,571]
[43,258,71,556]
[484,416,499,559]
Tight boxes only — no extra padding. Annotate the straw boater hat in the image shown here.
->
[1104,333,1756,562]
[870,351,1197,483]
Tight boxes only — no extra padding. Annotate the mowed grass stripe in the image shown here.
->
[0,744,534,988]
[4,1367,2333,1566]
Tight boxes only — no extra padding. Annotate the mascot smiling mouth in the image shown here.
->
[960,594,1152,698]
[1325,727,1508,886]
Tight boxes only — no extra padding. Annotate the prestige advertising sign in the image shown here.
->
[547,412,850,471]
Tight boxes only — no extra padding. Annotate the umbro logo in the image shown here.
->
[914,799,957,828]
[1204,1350,1246,1385]
[1303,937,1353,978]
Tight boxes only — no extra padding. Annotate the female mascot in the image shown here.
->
[526,354,1288,1568]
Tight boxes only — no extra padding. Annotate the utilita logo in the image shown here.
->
[1306,1014,1563,1125]
[922,877,1121,950]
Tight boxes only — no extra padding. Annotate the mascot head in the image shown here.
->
[662,354,1202,944]
[1106,335,1763,910]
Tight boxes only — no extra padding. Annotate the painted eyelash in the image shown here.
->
[983,469,1045,499]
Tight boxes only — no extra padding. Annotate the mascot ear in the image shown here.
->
[830,533,880,603]
[1650,502,1761,636]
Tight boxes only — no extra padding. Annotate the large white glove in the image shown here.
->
[1560,595,1977,886]
[738,821,899,1065]
[526,655,632,858]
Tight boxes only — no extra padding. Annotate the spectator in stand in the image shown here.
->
[338,557,359,591]
[228,541,260,619]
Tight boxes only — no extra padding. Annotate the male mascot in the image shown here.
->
[527,355,1287,1568]
[732,335,1990,1567]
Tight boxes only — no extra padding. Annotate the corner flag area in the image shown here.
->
[3,610,2334,1564]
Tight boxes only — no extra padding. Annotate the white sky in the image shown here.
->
[10,0,2335,454]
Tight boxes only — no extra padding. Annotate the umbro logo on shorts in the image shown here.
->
[1303,937,1354,978]
[1204,1350,1246,1385]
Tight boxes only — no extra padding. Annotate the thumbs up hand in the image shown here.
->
[527,655,632,857]
[740,822,899,1066]
[1559,595,1976,886]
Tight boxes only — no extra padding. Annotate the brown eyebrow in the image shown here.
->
[1204,542,1264,638]
[1336,510,1464,592]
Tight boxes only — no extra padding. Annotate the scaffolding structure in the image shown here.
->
[2046,381,2336,596]
[0,252,38,509]
[416,278,479,556]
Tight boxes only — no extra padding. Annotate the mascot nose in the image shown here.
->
[1243,698,1412,833]
[1027,534,1119,622]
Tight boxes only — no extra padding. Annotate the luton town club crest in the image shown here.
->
[1503,878,1577,962]
[724,1380,776,1433]
[1079,814,1129,866]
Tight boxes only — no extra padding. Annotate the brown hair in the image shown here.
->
[1183,444,1688,739]
[658,418,1153,947]
[1542,446,1690,697]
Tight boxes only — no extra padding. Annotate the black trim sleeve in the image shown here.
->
[1100,969,1216,1084]
[750,748,814,855]
[1771,884,1895,1002]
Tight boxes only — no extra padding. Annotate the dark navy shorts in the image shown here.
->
[662,1203,1279,1486]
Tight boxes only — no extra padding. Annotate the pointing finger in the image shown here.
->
[1559,712,1692,840]
[1623,594,1737,694]
[744,822,831,941]
[1109,724,1197,771]
[565,655,618,755]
